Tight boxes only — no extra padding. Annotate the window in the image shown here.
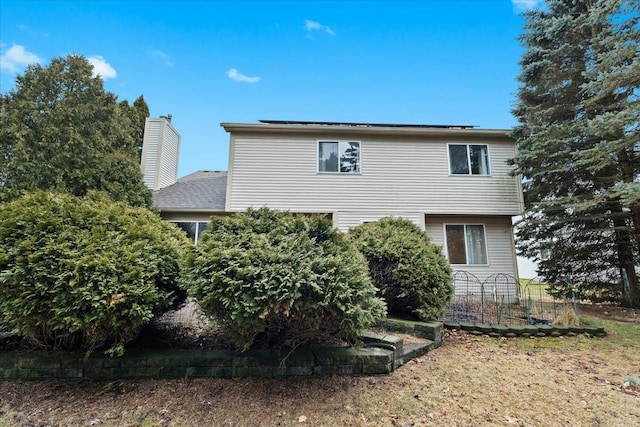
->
[173,221,209,244]
[445,224,488,265]
[448,144,490,175]
[318,141,360,173]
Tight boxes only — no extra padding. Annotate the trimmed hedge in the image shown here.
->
[0,191,190,356]
[182,208,387,351]
[350,217,453,321]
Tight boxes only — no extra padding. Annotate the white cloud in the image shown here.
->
[151,49,174,67]
[226,68,261,83]
[304,19,335,36]
[512,0,543,12]
[0,44,42,73]
[87,55,117,79]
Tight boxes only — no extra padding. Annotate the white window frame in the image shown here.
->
[447,143,491,176]
[317,140,361,174]
[444,223,489,266]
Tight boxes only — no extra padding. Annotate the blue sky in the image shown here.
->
[1,0,543,177]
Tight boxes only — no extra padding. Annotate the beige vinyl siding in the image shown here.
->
[158,123,180,189]
[141,118,180,191]
[227,135,523,216]
[141,120,161,190]
[335,211,424,232]
[159,211,227,222]
[424,215,518,294]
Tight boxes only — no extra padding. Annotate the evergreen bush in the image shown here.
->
[0,191,190,356]
[350,217,453,320]
[182,208,386,351]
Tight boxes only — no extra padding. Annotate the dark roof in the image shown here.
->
[258,119,476,129]
[152,170,227,211]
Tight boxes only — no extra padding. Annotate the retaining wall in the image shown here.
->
[444,322,606,338]
[0,321,443,381]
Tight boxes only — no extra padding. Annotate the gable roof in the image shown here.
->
[152,170,227,212]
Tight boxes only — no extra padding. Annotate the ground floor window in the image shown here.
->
[172,221,209,244]
[445,224,488,265]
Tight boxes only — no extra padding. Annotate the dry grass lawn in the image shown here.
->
[1,306,639,426]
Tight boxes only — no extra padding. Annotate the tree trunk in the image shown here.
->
[617,148,640,251]
[611,201,640,307]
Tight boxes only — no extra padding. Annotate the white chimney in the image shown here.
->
[140,116,180,191]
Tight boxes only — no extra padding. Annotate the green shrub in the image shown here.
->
[182,208,386,351]
[0,191,190,356]
[350,217,453,321]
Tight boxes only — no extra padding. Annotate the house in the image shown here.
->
[221,120,524,285]
[147,118,525,291]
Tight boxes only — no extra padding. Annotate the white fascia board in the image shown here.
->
[220,122,512,141]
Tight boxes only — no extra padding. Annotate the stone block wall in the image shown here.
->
[0,321,443,381]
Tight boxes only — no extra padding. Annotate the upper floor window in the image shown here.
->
[445,224,488,265]
[448,144,490,175]
[318,141,360,173]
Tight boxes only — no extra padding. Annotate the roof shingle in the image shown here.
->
[152,170,227,211]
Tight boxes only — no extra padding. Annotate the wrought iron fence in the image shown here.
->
[442,271,577,326]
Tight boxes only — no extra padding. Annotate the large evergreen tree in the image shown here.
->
[119,95,150,161]
[0,55,152,207]
[512,0,639,306]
